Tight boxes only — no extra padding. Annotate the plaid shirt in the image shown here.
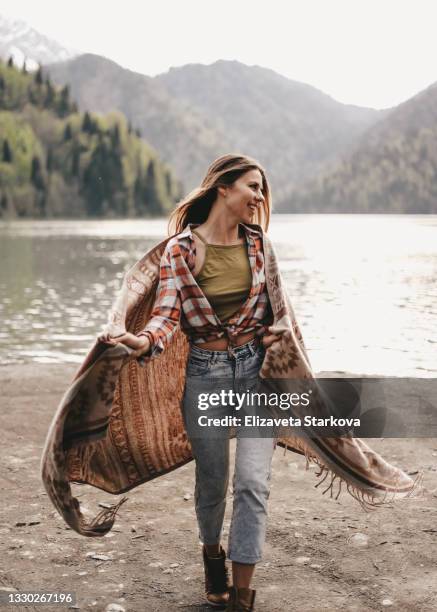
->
[138,223,271,360]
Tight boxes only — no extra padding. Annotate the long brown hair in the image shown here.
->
[168,153,271,235]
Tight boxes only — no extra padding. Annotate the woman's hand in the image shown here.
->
[97,331,150,356]
[261,332,282,349]
[97,330,121,344]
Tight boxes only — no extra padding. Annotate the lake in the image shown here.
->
[1,215,436,376]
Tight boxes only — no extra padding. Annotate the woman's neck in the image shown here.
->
[196,217,243,246]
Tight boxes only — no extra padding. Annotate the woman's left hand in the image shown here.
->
[262,333,282,349]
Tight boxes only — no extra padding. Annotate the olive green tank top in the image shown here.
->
[192,229,252,323]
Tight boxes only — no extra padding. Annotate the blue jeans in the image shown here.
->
[182,339,276,564]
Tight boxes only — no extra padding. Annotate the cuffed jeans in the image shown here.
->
[182,339,276,564]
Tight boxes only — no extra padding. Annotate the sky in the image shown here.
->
[1,0,437,109]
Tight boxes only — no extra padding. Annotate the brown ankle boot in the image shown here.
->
[226,586,256,611]
[202,545,230,607]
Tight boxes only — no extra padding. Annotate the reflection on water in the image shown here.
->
[0,216,436,376]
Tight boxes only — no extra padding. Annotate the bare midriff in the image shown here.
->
[193,329,258,351]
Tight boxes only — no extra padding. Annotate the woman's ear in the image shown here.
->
[217,185,228,199]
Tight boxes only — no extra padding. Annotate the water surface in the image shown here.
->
[1,215,436,376]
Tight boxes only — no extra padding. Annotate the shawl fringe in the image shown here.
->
[81,496,129,535]
[280,440,424,512]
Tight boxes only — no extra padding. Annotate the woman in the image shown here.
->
[41,154,421,612]
[98,153,281,611]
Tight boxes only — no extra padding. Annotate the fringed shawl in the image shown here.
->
[40,226,422,536]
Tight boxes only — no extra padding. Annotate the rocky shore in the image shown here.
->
[0,363,436,612]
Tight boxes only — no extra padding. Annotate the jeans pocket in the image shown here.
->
[186,354,211,377]
[251,346,266,381]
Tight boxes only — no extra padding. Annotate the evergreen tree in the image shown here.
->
[63,123,73,140]
[7,56,13,68]
[31,156,46,215]
[110,124,121,149]
[82,111,92,132]
[82,111,98,134]
[22,60,28,74]
[31,156,45,191]
[143,160,160,213]
[82,140,110,215]
[35,65,43,86]
[2,140,12,163]
[82,137,125,216]
[57,84,71,117]
[44,77,55,108]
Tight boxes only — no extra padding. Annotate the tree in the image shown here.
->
[7,56,13,68]
[35,65,43,86]
[22,60,28,74]
[57,84,71,117]
[44,77,55,107]
[143,160,160,213]
[63,123,72,141]
[82,111,98,134]
[31,156,46,216]
[82,142,107,215]
[31,156,45,191]
[82,135,126,216]
[2,140,12,163]
[110,124,121,149]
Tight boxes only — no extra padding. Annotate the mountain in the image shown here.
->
[280,81,437,213]
[0,14,77,70]
[46,54,231,194]
[0,60,181,218]
[156,60,388,201]
[47,55,386,202]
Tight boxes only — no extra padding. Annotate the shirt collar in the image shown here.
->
[178,222,263,241]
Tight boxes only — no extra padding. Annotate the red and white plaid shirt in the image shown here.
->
[138,223,271,360]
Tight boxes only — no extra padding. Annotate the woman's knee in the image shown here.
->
[233,469,272,506]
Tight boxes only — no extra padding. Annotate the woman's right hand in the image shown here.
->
[129,336,151,358]
[97,330,122,345]
[98,331,151,358]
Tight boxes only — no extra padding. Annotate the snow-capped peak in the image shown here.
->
[0,13,79,68]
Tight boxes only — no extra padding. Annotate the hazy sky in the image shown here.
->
[2,0,437,109]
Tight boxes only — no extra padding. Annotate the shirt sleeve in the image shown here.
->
[136,243,181,363]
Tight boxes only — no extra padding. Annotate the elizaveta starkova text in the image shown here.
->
[198,415,361,427]
[196,389,312,411]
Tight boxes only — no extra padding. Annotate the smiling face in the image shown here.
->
[220,169,265,225]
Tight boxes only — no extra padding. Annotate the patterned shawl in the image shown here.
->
[40,227,423,537]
